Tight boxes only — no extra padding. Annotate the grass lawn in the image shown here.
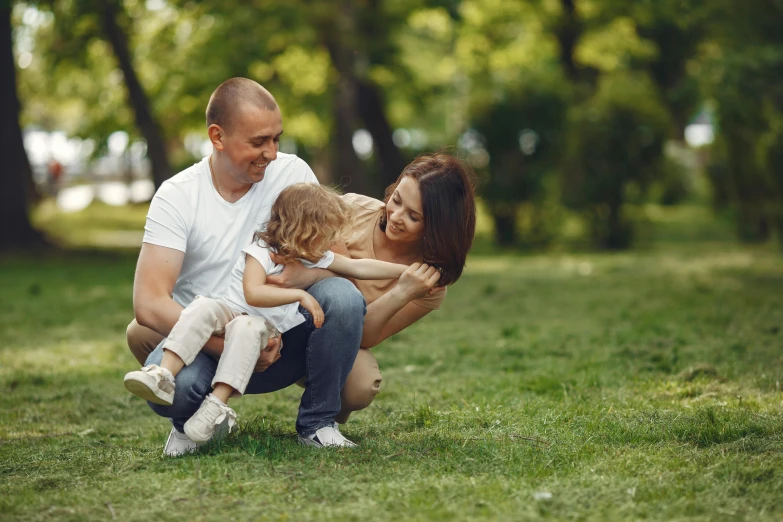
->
[1,204,782,521]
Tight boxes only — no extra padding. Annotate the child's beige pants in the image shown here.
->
[163,296,277,395]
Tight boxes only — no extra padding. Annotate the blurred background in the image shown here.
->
[2,0,783,252]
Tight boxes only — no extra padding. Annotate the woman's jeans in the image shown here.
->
[143,278,366,437]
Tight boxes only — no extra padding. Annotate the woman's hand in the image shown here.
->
[395,263,441,301]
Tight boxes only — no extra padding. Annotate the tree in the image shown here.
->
[0,2,44,250]
[562,73,671,248]
[23,0,171,188]
[98,0,170,188]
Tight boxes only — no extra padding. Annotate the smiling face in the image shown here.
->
[212,103,283,186]
[384,175,425,244]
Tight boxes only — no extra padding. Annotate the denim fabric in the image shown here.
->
[145,277,366,436]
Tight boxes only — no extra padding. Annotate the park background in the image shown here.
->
[1,0,782,520]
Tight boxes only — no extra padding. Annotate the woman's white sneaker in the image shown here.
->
[124,364,176,405]
[183,394,237,444]
[298,425,357,448]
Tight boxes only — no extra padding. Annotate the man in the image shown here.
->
[126,78,365,455]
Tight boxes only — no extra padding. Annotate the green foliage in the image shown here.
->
[698,0,783,246]
[472,79,568,246]
[563,72,672,249]
[13,0,783,249]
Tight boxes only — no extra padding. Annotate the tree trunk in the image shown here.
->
[100,1,170,189]
[331,66,369,196]
[0,6,45,250]
[556,0,580,82]
[321,4,370,195]
[356,79,405,193]
[491,204,517,246]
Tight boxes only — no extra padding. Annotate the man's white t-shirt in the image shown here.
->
[142,153,318,308]
[222,243,334,333]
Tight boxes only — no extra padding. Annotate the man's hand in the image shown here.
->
[254,335,282,372]
[266,253,325,289]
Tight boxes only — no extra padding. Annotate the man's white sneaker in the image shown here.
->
[124,365,176,405]
[298,425,357,448]
[183,394,237,444]
[163,427,201,457]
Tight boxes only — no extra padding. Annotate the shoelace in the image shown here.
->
[213,405,237,434]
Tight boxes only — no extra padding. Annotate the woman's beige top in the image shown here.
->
[342,193,446,310]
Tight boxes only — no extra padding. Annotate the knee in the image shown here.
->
[127,319,162,365]
[341,349,382,412]
[314,278,366,321]
[184,297,221,321]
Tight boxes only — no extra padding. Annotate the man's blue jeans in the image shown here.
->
[144,278,366,437]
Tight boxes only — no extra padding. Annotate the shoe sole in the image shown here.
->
[124,375,174,406]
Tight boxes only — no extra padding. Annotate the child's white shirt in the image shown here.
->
[222,242,334,333]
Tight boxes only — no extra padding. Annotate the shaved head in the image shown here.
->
[206,78,278,132]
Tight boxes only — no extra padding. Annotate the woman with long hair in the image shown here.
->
[269,152,477,423]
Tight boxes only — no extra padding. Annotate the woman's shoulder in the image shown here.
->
[342,192,384,212]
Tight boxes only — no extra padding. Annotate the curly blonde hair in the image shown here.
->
[255,183,354,264]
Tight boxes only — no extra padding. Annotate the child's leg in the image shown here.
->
[183,317,273,443]
[212,316,273,402]
[124,297,237,405]
[160,297,237,376]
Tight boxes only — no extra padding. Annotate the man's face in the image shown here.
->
[219,104,283,185]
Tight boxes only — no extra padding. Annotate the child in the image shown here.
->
[124,183,408,444]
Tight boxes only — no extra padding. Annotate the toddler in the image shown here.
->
[124,183,407,443]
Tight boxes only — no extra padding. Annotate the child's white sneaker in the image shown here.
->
[124,364,176,405]
[184,394,237,444]
[298,425,357,448]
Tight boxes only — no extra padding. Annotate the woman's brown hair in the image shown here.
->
[380,152,477,285]
[256,183,354,263]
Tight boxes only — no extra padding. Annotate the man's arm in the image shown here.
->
[132,243,226,356]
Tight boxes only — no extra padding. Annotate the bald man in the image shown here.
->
[126,78,366,454]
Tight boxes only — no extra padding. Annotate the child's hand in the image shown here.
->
[299,292,325,328]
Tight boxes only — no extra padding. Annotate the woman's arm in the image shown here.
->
[243,256,325,326]
[328,254,407,281]
[360,263,442,348]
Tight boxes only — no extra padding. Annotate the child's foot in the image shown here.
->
[124,364,176,405]
[184,394,237,444]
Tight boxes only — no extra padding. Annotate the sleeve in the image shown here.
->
[303,250,335,269]
[294,157,319,184]
[411,286,448,311]
[142,182,191,252]
[342,192,383,212]
[242,243,275,273]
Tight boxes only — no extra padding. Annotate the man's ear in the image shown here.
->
[208,124,225,151]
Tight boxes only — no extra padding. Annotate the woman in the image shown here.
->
[271,152,477,423]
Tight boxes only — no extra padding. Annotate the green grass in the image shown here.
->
[1,204,782,520]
